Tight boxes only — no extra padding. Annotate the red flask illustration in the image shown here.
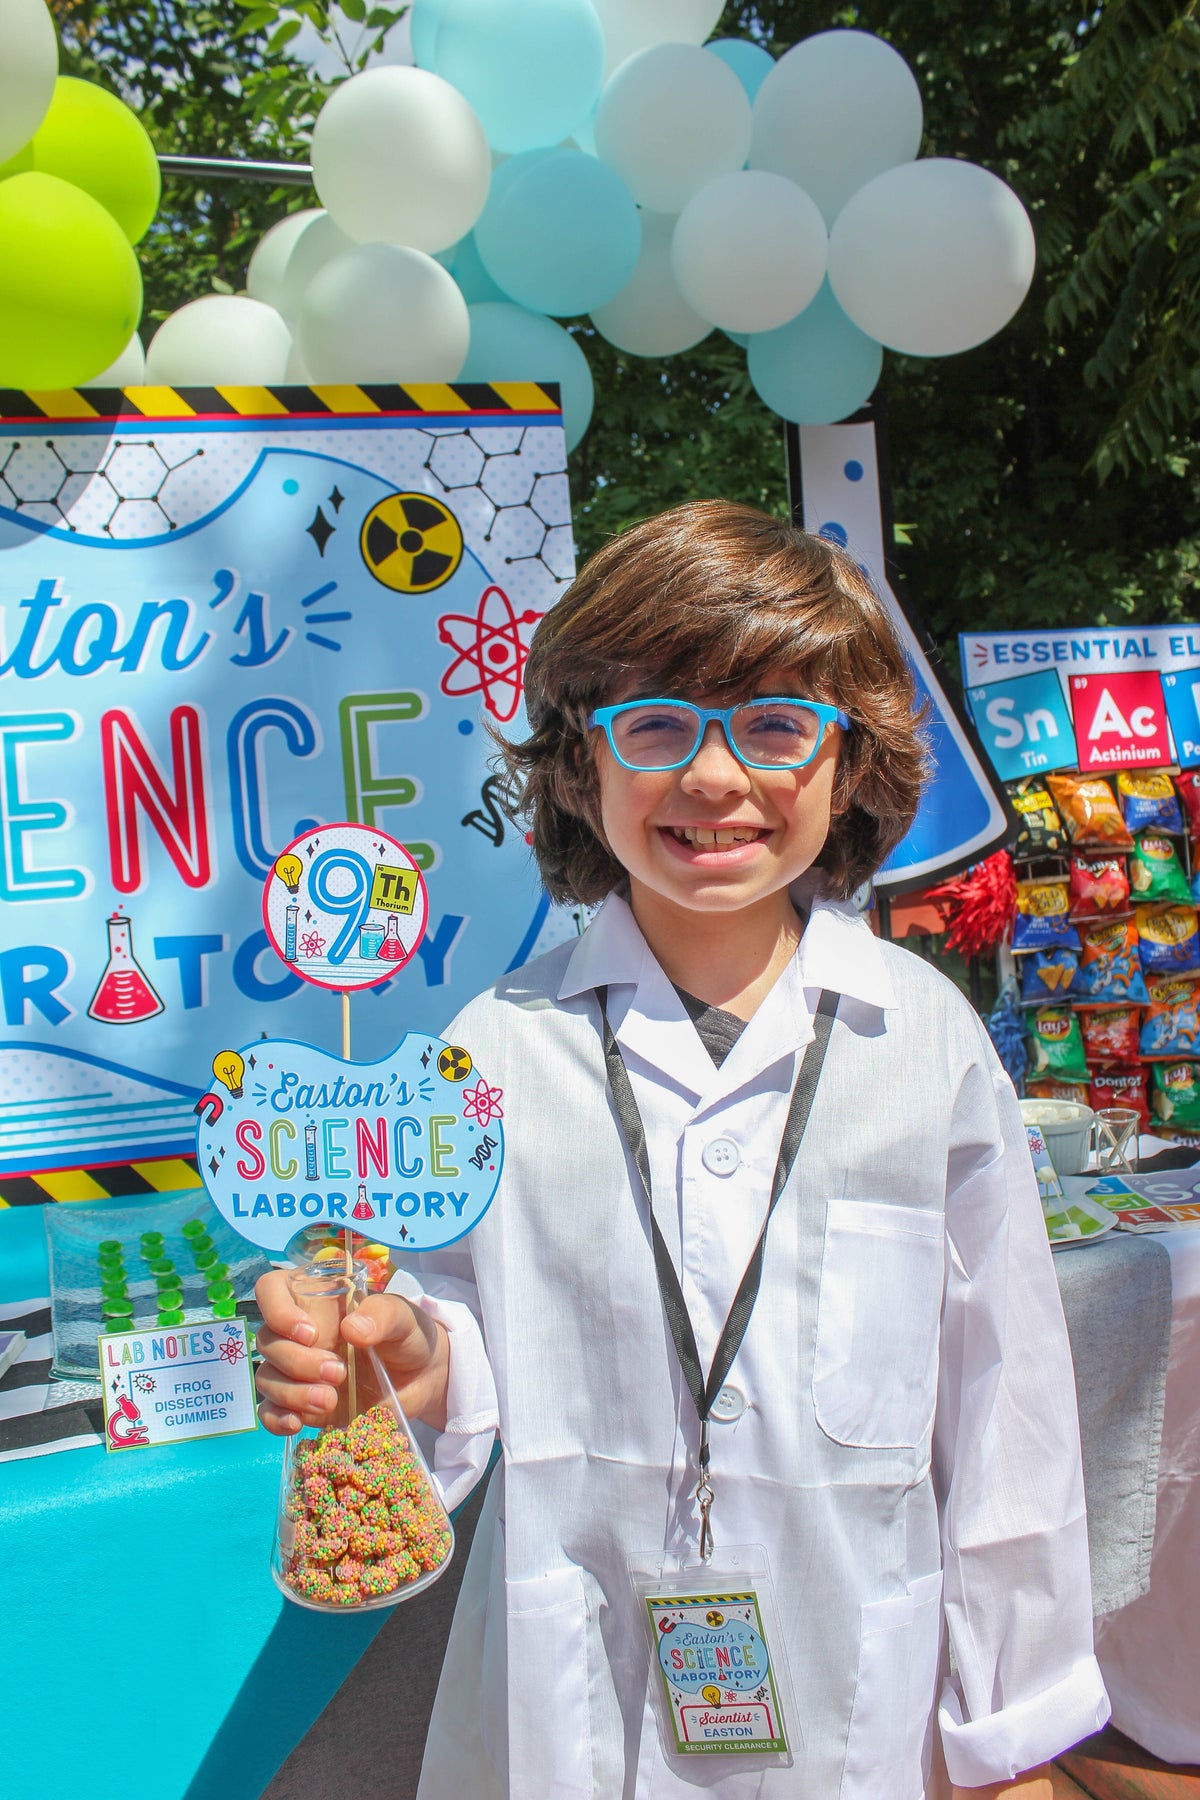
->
[87,912,165,1024]
[375,914,408,962]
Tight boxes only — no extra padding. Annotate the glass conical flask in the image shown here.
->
[271,1257,454,1612]
[375,913,407,961]
[87,912,165,1023]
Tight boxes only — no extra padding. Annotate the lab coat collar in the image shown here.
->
[557,886,897,1104]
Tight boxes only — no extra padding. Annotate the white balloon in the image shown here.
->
[247,209,354,326]
[311,66,491,253]
[594,45,751,214]
[89,331,146,386]
[297,243,469,382]
[671,171,827,333]
[145,296,293,385]
[750,30,922,225]
[0,0,58,164]
[284,339,311,382]
[591,211,711,355]
[828,158,1036,356]
[592,0,724,76]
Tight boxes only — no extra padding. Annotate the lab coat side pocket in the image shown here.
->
[841,1571,944,1800]
[812,1201,945,1449]
[506,1566,594,1797]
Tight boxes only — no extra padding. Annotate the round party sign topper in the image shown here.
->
[195,1032,504,1254]
[263,823,428,993]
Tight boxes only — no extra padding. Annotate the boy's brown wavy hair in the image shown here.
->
[498,500,929,904]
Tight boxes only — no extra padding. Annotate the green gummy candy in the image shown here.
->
[181,1220,206,1238]
[194,1248,218,1269]
[102,1301,133,1319]
[148,1259,174,1276]
[157,1309,186,1326]
[211,1300,237,1318]
[206,1279,235,1301]
[98,1239,123,1253]
[204,1262,229,1284]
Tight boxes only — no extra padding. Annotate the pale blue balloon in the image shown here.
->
[448,232,508,304]
[474,147,641,318]
[435,0,605,154]
[747,279,883,424]
[409,0,444,69]
[462,301,594,450]
[708,38,776,102]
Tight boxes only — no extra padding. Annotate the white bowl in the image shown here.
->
[1020,1098,1095,1176]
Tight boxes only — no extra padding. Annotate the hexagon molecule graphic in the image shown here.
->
[0,434,203,537]
[420,425,576,600]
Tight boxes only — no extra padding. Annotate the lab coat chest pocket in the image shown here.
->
[812,1201,945,1449]
[841,1571,944,1800]
[505,1567,593,1796]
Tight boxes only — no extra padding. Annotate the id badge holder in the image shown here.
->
[630,1543,798,1771]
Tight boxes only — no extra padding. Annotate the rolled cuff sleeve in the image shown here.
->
[386,1272,499,1514]
[939,1655,1109,1788]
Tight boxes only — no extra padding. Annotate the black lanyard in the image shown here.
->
[597,985,839,1557]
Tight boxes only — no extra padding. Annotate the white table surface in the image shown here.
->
[1062,1210,1200,1763]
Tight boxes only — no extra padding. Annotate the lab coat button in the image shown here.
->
[702,1136,740,1176]
[711,1385,745,1422]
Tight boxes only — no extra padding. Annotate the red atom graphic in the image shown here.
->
[462,1079,504,1129]
[438,585,544,723]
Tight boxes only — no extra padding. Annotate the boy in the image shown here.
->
[256,502,1107,1796]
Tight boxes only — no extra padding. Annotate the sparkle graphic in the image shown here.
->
[438,585,543,723]
[462,1078,504,1129]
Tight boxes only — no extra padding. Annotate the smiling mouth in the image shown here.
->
[667,826,768,846]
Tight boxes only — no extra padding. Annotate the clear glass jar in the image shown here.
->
[270,1258,454,1612]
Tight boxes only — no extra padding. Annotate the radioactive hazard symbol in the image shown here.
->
[706,1611,725,1627]
[360,491,464,593]
[437,1045,473,1082]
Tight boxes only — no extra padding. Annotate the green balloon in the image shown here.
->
[0,172,143,387]
[0,77,160,244]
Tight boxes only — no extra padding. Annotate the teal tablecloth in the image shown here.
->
[0,1200,392,1800]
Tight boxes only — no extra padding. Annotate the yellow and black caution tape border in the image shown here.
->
[0,1157,202,1209]
[0,381,563,422]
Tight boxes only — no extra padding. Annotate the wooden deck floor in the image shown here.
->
[1053,1727,1200,1798]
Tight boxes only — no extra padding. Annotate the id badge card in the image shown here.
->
[630,1544,797,1770]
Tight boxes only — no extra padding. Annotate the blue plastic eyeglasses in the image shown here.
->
[589,697,850,773]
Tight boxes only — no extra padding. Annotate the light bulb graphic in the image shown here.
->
[274,852,303,896]
[701,1686,722,1708]
[212,1049,246,1098]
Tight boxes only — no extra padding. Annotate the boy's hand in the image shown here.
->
[952,1772,1053,1799]
[253,1268,451,1434]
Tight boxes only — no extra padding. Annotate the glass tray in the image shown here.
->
[44,1190,270,1379]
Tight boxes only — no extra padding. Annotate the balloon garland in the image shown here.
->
[0,1,1037,447]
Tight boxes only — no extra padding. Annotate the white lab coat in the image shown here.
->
[402,890,1109,1798]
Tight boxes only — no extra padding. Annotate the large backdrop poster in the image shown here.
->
[0,383,576,1177]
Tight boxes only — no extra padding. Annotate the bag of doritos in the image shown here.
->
[1137,904,1200,977]
[1008,779,1067,858]
[1025,1006,1089,1083]
[1089,1066,1149,1128]
[1129,834,1192,905]
[1047,773,1134,850]
[1012,878,1081,952]
[1068,854,1130,920]
[1139,974,1200,1059]
[1117,770,1185,835]
[1076,916,1149,1005]
[1020,949,1081,1006]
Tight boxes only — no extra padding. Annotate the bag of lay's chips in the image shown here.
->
[1068,854,1130,919]
[1129,834,1192,904]
[1089,1065,1149,1127]
[1012,877,1081,952]
[1150,1061,1200,1129]
[1047,772,1134,850]
[1079,1005,1141,1067]
[1139,973,1200,1058]
[1137,904,1200,976]
[1008,779,1067,858]
[1025,1006,1089,1083]
[1020,949,1081,1006]
[1117,770,1185,835]
[1076,916,1149,1005]
[1176,770,1200,838]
